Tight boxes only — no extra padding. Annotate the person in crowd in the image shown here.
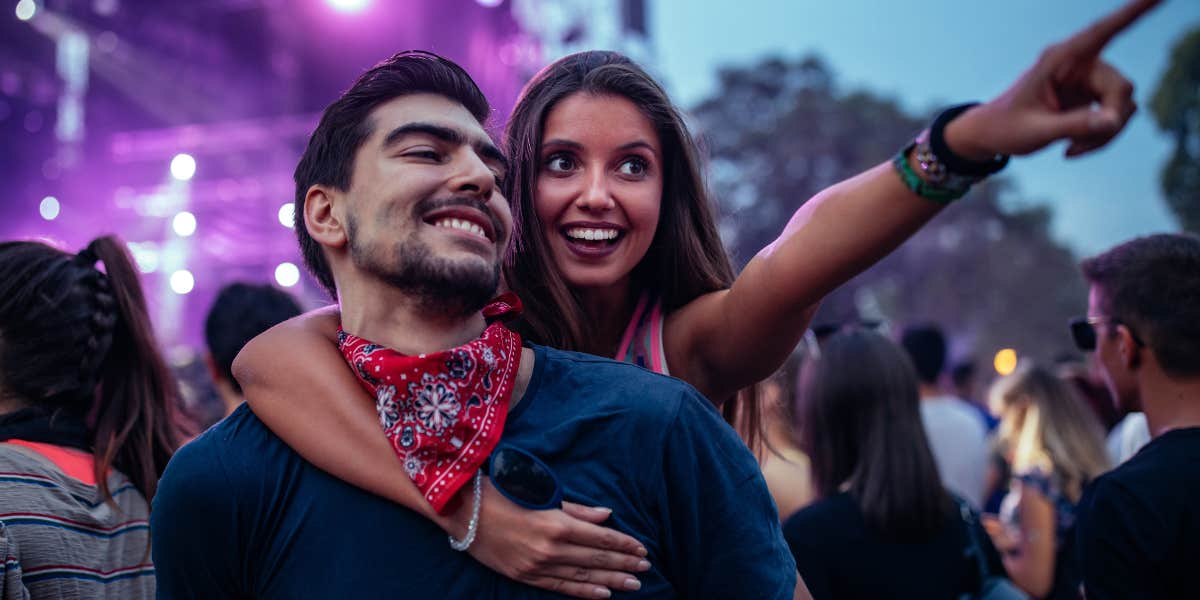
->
[227,0,1156,593]
[783,328,1010,599]
[758,342,814,521]
[0,236,191,599]
[984,363,1109,599]
[901,324,990,507]
[1057,357,1122,432]
[1073,233,1200,599]
[150,51,805,599]
[203,282,303,419]
[953,360,1000,431]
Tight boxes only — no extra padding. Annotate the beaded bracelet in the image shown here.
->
[893,104,1010,205]
[448,470,484,551]
[892,142,965,205]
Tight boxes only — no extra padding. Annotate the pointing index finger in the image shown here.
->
[1062,0,1162,58]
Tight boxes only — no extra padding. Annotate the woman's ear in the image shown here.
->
[304,185,348,250]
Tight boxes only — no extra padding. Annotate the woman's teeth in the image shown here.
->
[433,218,487,239]
[565,227,620,242]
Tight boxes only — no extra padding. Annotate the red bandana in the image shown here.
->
[338,294,523,515]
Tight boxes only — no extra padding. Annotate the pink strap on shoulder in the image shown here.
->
[3,440,98,485]
[615,292,651,362]
[648,300,665,374]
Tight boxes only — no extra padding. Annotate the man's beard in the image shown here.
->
[349,218,500,318]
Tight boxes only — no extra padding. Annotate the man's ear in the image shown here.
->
[304,185,348,250]
[1117,325,1141,370]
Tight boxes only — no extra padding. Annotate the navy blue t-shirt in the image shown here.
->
[151,344,796,599]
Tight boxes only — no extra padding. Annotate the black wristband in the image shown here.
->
[930,103,1009,178]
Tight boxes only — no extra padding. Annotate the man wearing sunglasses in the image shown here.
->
[1071,233,1200,600]
[150,52,802,599]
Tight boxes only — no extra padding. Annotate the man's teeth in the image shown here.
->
[565,228,620,242]
[433,218,487,239]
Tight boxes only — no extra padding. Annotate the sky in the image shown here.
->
[649,0,1198,256]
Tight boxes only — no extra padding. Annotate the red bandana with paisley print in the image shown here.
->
[337,293,523,515]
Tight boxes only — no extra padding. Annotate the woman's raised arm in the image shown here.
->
[668,0,1158,401]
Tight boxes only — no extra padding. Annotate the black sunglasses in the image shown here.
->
[488,444,563,510]
[1068,316,1144,352]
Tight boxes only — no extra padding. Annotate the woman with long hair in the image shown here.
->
[985,363,1110,599]
[782,329,1008,599]
[0,236,191,598]
[232,2,1152,596]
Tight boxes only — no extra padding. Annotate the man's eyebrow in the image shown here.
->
[382,122,463,149]
[383,122,508,172]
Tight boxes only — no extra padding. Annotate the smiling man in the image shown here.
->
[150,51,799,599]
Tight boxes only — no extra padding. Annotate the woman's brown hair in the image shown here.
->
[989,362,1109,502]
[502,50,763,449]
[0,236,190,502]
[797,329,951,538]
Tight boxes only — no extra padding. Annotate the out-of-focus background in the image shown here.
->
[2,0,1197,421]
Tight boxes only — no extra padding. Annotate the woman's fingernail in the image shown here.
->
[624,578,641,591]
[595,587,611,598]
[593,506,612,515]
[637,560,651,571]
[636,546,648,557]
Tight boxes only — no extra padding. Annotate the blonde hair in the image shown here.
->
[989,362,1110,502]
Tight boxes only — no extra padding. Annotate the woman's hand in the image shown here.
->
[982,514,1019,555]
[946,0,1160,160]
[438,479,651,599]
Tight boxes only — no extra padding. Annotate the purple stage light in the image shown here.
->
[172,211,197,237]
[326,0,370,14]
[170,153,196,181]
[169,270,195,295]
[15,0,36,22]
[277,203,294,228]
[39,196,59,221]
[275,262,300,288]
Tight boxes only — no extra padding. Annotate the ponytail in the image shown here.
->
[0,236,189,503]
[84,236,190,502]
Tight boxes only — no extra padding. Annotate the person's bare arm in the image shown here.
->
[989,483,1058,598]
[232,309,649,598]
[794,572,813,600]
[667,0,1157,402]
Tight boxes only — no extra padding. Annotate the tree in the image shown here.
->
[690,55,1087,365]
[1150,27,1200,233]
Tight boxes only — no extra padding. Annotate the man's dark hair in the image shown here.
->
[900,324,947,385]
[293,50,491,297]
[950,360,976,389]
[1081,233,1200,379]
[204,282,303,393]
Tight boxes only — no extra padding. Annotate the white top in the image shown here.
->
[919,395,990,508]
[1107,411,1151,466]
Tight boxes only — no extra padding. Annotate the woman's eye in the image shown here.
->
[618,157,648,177]
[545,154,576,173]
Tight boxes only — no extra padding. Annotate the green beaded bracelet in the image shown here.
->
[892,143,967,205]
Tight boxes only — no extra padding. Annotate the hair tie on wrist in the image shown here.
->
[929,103,1009,177]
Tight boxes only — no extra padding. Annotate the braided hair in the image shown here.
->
[0,235,190,502]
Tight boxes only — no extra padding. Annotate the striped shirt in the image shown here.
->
[0,441,154,599]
